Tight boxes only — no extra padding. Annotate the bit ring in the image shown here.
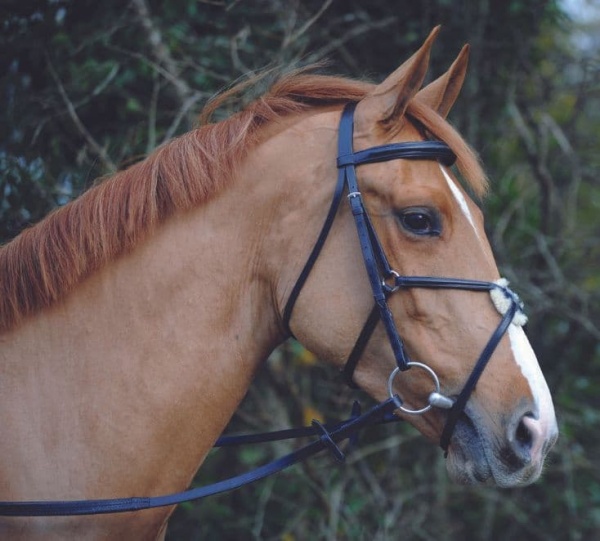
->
[387,361,449,415]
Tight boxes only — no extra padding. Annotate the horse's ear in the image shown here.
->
[355,26,440,134]
[415,44,469,118]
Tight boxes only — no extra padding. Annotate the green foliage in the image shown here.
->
[0,153,55,242]
[1,0,599,539]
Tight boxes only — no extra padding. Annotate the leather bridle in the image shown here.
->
[283,102,526,452]
[0,102,527,518]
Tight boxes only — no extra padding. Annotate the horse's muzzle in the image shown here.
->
[445,404,557,487]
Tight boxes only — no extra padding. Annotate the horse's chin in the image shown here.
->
[445,413,493,486]
[444,413,544,488]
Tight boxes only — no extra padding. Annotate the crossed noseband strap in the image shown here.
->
[283,102,527,453]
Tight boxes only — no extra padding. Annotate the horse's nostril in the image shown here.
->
[516,416,534,449]
[500,412,538,470]
[503,412,545,471]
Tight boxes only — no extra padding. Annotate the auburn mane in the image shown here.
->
[0,70,485,333]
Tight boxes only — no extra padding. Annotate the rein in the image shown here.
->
[0,102,525,517]
[0,398,402,517]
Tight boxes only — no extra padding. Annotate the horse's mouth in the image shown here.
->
[444,410,547,488]
[445,413,493,485]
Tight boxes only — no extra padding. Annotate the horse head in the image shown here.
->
[281,27,558,487]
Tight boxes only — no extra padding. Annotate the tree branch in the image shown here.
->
[130,0,196,129]
[281,0,334,49]
[304,17,397,65]
[507,100,556,236]
[46,58,117,173]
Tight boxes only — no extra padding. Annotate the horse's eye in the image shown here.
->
[398,208,441,236]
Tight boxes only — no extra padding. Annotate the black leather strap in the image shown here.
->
[284,102,525,456]
[439,301,518,452]
[283,102,457,340]
[281,162,346,335]
[0,397,401,516]
[337,141,456,168]
[340,305,381,388]
[332,103,526,454]
[340,104,411,372]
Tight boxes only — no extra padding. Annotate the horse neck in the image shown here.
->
[0,110,342,541]
[0,147,299,507]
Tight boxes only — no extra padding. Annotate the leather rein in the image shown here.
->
[0,102,525,517]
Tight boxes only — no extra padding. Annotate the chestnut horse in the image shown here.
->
[0,29,557,539]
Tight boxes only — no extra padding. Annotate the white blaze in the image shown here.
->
[439,164,482,242]
[440,165,557,440]
[507,325,557,434]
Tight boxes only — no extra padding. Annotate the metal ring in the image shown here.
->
[387,361,441,415]
[382,270,400,293]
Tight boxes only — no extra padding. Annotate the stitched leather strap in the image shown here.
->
[282,143,347,335]
[439,301,518,451]
[0,397,401,516]
[337,141,456,167]
[340,305,380,388]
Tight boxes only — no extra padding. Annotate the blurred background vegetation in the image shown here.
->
[1,0,599,539]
